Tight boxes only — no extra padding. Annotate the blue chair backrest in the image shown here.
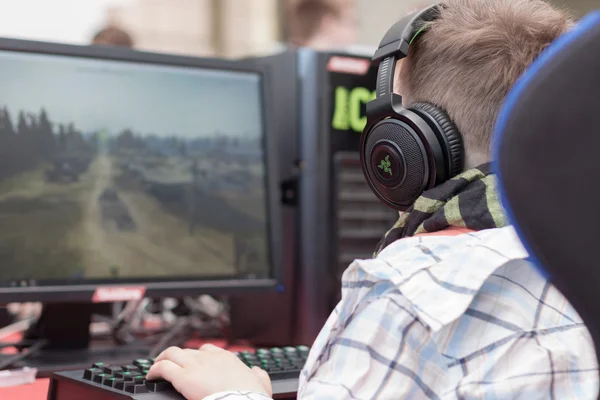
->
[493,11,600,395]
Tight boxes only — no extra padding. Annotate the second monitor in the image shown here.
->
[0,38,282,299]
[0,38,283,372]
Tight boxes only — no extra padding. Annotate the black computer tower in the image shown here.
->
[228,50,301,346]
[229,49,397,346]
[295,50,398,343]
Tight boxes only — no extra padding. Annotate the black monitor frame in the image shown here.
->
[0,37,284,304]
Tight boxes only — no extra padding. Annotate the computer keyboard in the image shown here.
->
[48,345,310,400]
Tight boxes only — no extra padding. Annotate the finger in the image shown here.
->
[154,346,192,367]
[146,359,183,382]
[199,343,222,352]
[251,366,273,397]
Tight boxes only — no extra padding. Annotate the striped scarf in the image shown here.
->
[375,163,507,256]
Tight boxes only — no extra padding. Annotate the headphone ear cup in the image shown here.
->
[360,117,432,211]
[409,102,464,178]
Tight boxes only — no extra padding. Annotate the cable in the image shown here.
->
[0,318,34,341]
[148,317,191,358]
[0,340,40,350]
[148,296,231,357]
[0,340,46,371]
[111,298,147,346]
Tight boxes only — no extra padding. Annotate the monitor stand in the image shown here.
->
[0,302,150,377]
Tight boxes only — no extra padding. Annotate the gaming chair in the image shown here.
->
[493,10,600,395]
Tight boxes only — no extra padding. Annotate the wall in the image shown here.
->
[106,0,213,55]
[355,0,598,47]
[105,0,599,58]
[550,0,598,16]
[216,0,280,58]
[355,0,433,47]
[105,0,280,57]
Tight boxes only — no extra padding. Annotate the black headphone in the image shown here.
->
[360,4,464,211]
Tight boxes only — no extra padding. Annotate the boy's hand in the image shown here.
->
[147,344,272,400]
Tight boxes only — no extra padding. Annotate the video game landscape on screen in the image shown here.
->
[0,50,270,282]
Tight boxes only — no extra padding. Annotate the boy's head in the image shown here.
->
[91,26,134,48]
[395,0,572,168]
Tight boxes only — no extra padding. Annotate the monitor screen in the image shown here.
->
[0,48,272,290]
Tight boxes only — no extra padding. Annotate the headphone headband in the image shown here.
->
[361,2,464,211]
[373,4,442,98]
[373,4,442,62]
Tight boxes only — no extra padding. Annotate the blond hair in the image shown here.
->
[398,0,572,168]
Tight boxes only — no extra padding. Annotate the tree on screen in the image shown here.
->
[0,105,94,181]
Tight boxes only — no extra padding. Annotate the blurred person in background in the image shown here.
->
[91,25,134,48]
[286,0,357,49]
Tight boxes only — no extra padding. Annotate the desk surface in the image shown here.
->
[0,338,252,399]
[1,377,49,399]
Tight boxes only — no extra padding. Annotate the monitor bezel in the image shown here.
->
[0,37,284,304]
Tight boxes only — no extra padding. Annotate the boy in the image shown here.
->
[148,0,599,398]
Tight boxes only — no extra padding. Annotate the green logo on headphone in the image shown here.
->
[378,155,392,176]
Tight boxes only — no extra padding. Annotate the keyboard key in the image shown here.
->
[92,362,106,369]
[115,372,134,381]
[256,348,270,356]
[133,359,152,368]
[103,377,118,387]
[146,380,173,392]
[115,380,127,390]
[133,376,146,384]
[103,366,122,375]
[124,383,149,394]
[121,365,140,372]
[93,373,107,384]
[83,368,101,380]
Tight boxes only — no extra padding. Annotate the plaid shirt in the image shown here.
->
[205,226,598,399]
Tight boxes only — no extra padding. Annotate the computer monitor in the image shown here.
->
[0,38,282,370]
